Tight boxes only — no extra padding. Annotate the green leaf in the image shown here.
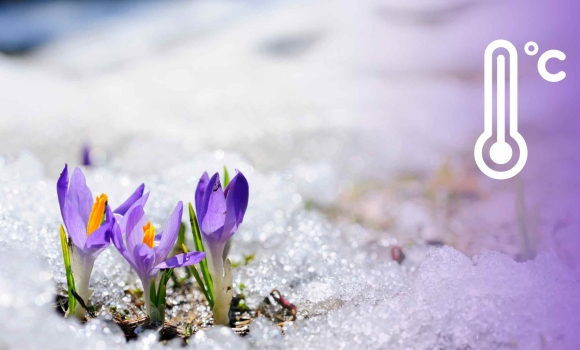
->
[171,222,186,256]
[156,281,166,308]
[162,268,174,287]
[178,223,186,244]
[223,166,230,188]
[149,270,172,323]
[231,253,255,269]
[149,305,164,324]
[149,279,157,305]
[188,203,213,300]
[60,225,77,314]
[243,253,255,265]
[182,244,213,307]
[189,203,204,253]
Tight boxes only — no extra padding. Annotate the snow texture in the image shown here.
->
[0,153,579,349]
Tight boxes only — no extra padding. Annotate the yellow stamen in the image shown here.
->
[87,194,108,236]
[143,221,155,248]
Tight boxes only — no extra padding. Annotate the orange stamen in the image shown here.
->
[87,194,108,236]
[143,221,155,248]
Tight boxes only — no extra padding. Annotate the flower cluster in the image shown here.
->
[57,165,249,326]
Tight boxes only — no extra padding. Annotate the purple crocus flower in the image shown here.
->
[81,144,91,166]
[111,200,205,322]
[195,170,249,325]
[57,164,146,318]
[195,170,249,264]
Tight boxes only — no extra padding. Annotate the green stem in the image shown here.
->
[59,225,77,316]
[188,203,214,299]
[183,244,213,307]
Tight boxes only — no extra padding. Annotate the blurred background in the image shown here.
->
[0,0,579,266]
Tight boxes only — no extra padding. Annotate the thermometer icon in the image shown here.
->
[474,40,528,180]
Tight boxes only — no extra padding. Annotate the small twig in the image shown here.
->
[129,306,141,319]
[270,289,297,320]
[126,289,144,307]
[111,313,149,340]
[235,319,253,327]
[391,245,405,264]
